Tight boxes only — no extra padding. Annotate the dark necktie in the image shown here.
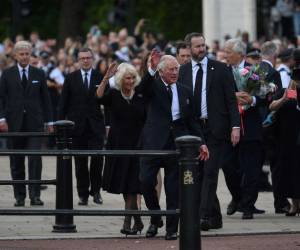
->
[194,63,203,116]
[83,72,89,90]
[21,69,27,89]
[166,85,173,105]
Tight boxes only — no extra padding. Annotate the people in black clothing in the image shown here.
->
[96,62,146,235]
[269,68,300,216]
[139,51,209,240]
[58,47,105,206]
[0,41,53,207]
[179,33,240,229]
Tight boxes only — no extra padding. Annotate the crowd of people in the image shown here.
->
[0,17,300,240]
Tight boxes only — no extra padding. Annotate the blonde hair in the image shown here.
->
[14,41,32,52]
[114,63,141,90]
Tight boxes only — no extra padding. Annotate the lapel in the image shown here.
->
[176,83,185,115]
[77,70,87,92]
[186,62,193,90]
[25,66,33,91]
[12,65,24,90]
[206,59,214,95]
[157,79,172,113]
[88,69,97,96]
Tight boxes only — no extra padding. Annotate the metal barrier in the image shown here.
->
[0,120,202,250]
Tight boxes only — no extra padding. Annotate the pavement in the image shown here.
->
[0,155,299,242]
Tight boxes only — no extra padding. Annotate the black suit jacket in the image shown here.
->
[58,69,105,140]
[0,65,53,132]
[179,59,240,140]
[140,73,204,150]
[260,61,283,91]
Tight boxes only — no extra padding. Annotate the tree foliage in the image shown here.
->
[0,0,202,42]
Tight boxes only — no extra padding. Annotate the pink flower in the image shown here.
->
[240,68,249,76]
[250,73,259,81]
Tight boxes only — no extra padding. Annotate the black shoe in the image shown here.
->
[93,192,103,205]
[78,197,88,206]
[30,197,44,206]
[252,207,265,214]
[120,216,135,236]
[40,185,48,191]
[14,199,25,207]
[146,220,163,238]
[242,212,253,219]
[227,199,239,215]
[165,232,178,240]
[200,218,210,231]
[132,216,144,235]
[209,217,223,229]
[275,206,290,214]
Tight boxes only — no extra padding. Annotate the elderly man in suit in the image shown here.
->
[139,51,209,240]
[178,33,240,230]
[224,38,271,219]
[0,41,53,206]
[58,47,105,206]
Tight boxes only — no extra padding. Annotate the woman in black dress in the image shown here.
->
[269,69,300,216]
[96,62,146,234]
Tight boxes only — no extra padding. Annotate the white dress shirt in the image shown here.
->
[80,68,92,88]
[277,63,291,89]
[191,57,208,118]
[162,81,180,121]
[17,64,29,80]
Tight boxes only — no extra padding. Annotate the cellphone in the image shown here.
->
[287,89,297,99]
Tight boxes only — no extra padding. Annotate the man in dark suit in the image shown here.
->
[224,38,271,219]
[58,47,105,206]
[260,41,290,214]
[139,52,209,240]
[0,41,53,206]
[179,33,240,230]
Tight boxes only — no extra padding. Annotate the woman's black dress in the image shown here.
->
[274,92,300,199]
[100,87,146,194]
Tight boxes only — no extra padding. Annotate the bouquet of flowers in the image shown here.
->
[233,64,277,98]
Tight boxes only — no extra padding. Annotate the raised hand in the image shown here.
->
[105,62,118,79]
[150,49,161,71]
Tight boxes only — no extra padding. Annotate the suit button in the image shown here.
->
[170,126,173,130]
[23,110,26,113]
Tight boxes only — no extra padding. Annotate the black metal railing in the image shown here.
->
[0,120,202,250]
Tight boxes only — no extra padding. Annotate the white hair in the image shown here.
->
[157,55,179,71]
[14,41,32,52]
[225,38,246,55]
[114,63,141,90]
[261,41,278,57]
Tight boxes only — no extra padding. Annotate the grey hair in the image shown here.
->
[14,41,32,52]
[157,55,179,71]
[261,41,278,57]
[225,38,246,55]
[114,63,141,90]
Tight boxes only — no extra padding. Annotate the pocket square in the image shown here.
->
[137,93,143,98]
[186,99,190,105]
[32,80,39,84]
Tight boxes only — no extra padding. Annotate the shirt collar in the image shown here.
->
[81,68,92,77]
[191,57,208,68]
[161,78,176,88]
[277,63,291,72]
[17,64,29,73]
[262,59,273,67]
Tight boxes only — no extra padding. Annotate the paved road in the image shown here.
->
[0,234,300,250]
[0,155,299,248]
